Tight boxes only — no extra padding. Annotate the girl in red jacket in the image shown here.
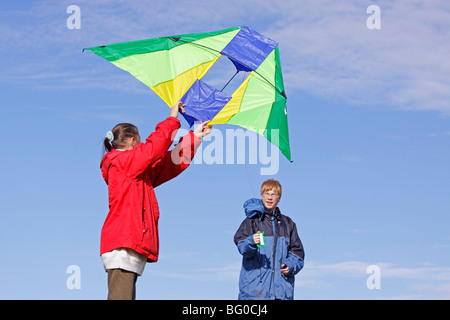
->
[100,102,210,299]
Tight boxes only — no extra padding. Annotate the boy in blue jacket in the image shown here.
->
[234,179,305,300]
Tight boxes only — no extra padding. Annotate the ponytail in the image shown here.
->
[102,123,139,155]
[103,138,113,154]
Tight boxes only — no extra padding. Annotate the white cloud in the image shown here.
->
[301,260,450,281]
[265,0,450,113]
[2,0,450,115]
[298,260,450,299]
[151,261,241,282]
[153,258,449,298]
[427,131,450,138]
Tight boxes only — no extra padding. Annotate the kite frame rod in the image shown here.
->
[220,70,239,92]
[169,37,287,99]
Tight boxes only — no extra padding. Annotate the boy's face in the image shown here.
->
[261,188,280,211]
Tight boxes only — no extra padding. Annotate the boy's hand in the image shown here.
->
[253,231,262,245]
[281,264,290,275]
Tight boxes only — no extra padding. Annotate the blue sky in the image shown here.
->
[0,0,449,299]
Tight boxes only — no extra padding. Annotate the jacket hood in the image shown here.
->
[243,198,282,221]
[243,198,265,219]
[100,150,122,183]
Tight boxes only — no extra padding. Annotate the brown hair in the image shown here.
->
[260,179,282,198]
[103,123,140,154]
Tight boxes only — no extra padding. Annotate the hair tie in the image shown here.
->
[105,131,114,142]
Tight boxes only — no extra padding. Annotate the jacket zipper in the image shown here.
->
[142,209,146,240]
[270,216,278,299]
[141,181,147,240]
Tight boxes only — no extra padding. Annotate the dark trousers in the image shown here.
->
[107,268,138,300]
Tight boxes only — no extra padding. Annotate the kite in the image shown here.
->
[84,26,291,161]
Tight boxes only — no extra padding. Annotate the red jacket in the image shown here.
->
[100,117,201,262]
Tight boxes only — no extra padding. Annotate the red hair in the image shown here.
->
[260,179,282,198]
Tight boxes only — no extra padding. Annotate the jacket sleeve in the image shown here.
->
[282,222,305,276]
[122,117,181,178]
[234,219,258,258]
[148,130,202,188]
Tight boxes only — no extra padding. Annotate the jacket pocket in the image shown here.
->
[240,267,268,299]
[141,207,147,240]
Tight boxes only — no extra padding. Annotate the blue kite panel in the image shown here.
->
[221,26,278,71]
[180,79,232,127]
[229,58,253,72]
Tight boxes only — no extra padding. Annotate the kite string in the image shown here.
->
[244,162,258,197]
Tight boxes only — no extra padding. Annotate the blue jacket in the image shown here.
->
[234,198,305,300]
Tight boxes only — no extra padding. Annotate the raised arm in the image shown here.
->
[148,120,210,187]
[119,102,187,178]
